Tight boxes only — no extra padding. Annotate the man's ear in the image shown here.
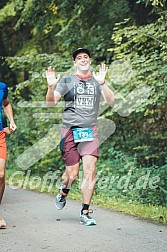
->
[73,60,76,67]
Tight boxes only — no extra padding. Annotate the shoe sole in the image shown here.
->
[55,204,64,210]
[0,225,6,229]
[80,221,96,226]
[55,201,66,210]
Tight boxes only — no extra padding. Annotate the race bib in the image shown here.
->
[72,128,94,143]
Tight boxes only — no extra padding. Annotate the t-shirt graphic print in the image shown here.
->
[74,81,97,109]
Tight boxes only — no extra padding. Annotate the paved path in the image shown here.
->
[0,186,167,252]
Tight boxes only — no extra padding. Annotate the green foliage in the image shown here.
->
[136,0,166,7]
[0,2,16,23]
[106,10,167,166]
[14,0,59,32]
[52,0,131,59]
[96,147,167,206]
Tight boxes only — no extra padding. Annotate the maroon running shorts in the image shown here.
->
[60,125,99,166]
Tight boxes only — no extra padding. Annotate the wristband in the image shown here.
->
[100,82,105,85]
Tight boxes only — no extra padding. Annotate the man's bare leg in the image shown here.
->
[55,162,79,210]
[0,158,6,228]
[80,155,97,225]
[81,155,97,205]
[0,158,6,204]
[62,163,80,189]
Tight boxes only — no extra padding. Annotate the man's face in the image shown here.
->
[74,52,91,72]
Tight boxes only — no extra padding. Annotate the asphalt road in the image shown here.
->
[0,186,167,252]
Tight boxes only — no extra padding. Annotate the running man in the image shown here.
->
[0,81,17,228]
[46,48,114,226]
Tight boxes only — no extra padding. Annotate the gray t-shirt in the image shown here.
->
[55,75,102,128]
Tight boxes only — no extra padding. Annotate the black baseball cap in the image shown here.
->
[73,48,91,60]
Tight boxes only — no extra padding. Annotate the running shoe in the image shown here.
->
[80,209,96,226]
[55,192,66,210]
[0,216,6,229]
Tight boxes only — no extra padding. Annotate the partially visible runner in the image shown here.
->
[46,48,114,226]
[0,82,17,229]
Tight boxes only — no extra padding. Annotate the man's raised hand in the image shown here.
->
[46,66,60,88]
[93,63,108,85]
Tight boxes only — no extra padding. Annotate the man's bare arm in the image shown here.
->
[2,98,17,132]
[46,66,61,107]
[93,63,114,105]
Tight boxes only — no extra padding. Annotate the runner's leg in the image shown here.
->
[0,158,6,204]
[81,155,97,205]
[62,163,80,190]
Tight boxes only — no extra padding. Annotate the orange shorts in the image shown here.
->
[0,130,7,160]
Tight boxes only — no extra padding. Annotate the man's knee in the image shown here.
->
[0,171,5,181]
